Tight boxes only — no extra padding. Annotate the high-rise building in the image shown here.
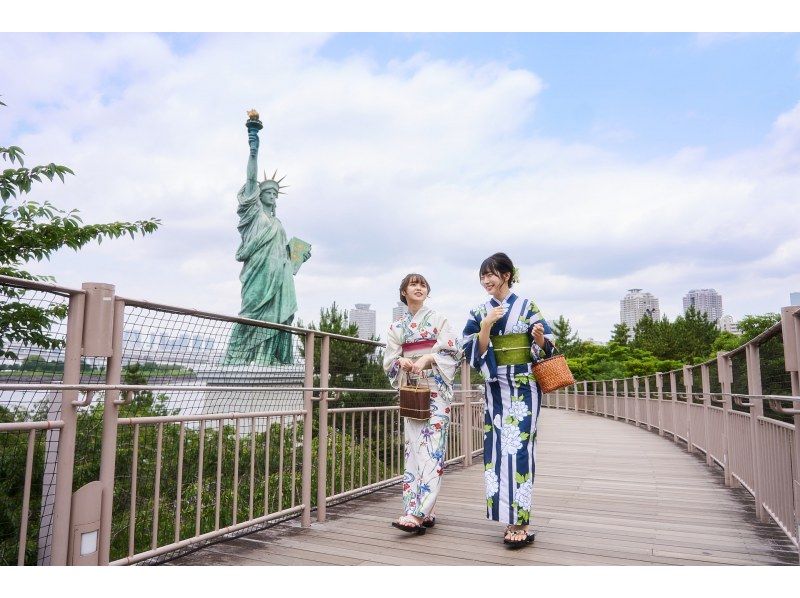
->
[392,301,408,322]
[790,292,800,306]
[683,288,723,322]
[349,303,376,341]
[718,314,740,335]
[620,289,660,336]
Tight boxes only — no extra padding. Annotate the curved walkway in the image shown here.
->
[169,409,798,565]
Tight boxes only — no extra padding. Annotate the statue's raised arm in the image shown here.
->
[244,109,263,197]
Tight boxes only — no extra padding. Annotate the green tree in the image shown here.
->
[711,331,741,354]
[1,96,160,360]
[671,306,719,363]
[631,315,676,359]
[737,313,781,341]
[567,341,681,382]
[551,315,580,356]
[304,302,390,407]
[610,322,630,346]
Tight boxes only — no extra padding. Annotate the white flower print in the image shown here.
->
[516,479,533,511]
[494,413,522,455]
[510,321,528,333]
[484,469,499,499]
[508,400,531,421]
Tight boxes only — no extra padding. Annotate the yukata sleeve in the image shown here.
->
[430,315,461,387]
[382,324,404,389]
[461,309,498,382]
[527,300,556,360]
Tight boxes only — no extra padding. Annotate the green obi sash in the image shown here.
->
[490,333,532,366]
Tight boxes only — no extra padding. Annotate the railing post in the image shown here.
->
[670,371,679,444]
[582,381,588,413]
[745,343,767,522]
[717,351,734,487]
[602,380,608,417]
[656,372,664,436]
[683,366,694,454]
[49,291,86,565]
[461,360,473,466]
[301,332,315,528]
[632,376,639,427]
[98,292,124,565]
[644,376,652,431]
[780,307,800,552]
[612,379,618,421]
[700,364,712,466]
[622,378,629,422]
[780,306,799,396]
[316,335,330,523]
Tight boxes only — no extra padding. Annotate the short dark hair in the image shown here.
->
[399,273,430,305]
[479,252,515,288]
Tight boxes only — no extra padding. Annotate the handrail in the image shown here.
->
[0,272,383,346]
[0,274,87,297]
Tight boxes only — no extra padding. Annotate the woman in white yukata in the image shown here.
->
[462,252,555,548]
[383,273,461,534]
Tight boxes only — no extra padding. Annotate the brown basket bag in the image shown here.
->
[399,372,431,420]
[531,352,575,393]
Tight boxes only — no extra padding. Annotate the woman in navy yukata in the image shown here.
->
[462,252,555,547]
[383,273,461,534]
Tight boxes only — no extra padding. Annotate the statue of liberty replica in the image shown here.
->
[225,110,311,365]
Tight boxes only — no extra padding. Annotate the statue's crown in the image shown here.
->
[261,170,289,195]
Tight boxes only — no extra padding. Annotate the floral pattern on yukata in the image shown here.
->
[383,305,463,517]
[462,292,555,525]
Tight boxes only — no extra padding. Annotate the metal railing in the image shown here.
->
[5,271,795,564]
[542,306,800,562]
[0,275,483,566]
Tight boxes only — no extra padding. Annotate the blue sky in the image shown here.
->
[318,33,800,159]
[2,32,800,341]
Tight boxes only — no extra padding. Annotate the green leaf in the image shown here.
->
[514,471,525,484]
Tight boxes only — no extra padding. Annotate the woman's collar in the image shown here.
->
[490,291,515,306]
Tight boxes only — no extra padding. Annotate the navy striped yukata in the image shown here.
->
[462,293,555,525]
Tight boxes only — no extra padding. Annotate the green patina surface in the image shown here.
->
[225,115,311,366]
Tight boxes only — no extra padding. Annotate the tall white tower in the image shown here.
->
[620,289,661,336]
[349,303,376,341]
[392,301,409,322]
[683,289,723,322]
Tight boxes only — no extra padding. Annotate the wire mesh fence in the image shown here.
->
[0,284,80,566]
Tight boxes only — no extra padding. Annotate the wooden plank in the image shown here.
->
[168,408,798,566]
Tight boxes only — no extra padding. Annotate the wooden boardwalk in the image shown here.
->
[169,409,798,566]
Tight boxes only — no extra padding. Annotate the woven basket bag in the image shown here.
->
[532,352,575,393]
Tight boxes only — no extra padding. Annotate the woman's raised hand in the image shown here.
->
[482,306,506,328]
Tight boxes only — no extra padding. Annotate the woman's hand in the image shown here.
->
[481,306,506,329]
[411,354,433,374]
[398,357,414,372]
[532,323,545,348]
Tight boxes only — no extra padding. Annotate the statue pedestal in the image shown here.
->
[194,362,306,432]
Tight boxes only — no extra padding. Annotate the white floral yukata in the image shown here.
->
[383,305,461,518]
[462,293,555,526]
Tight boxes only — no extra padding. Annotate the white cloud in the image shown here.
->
[3,33,799,344]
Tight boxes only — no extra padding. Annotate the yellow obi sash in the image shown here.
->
[490,333,532,366]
